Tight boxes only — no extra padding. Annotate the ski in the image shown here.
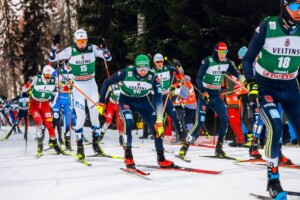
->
[120,168,151,180]
[286,191,300,196]
[75,158,92,166]
[35,153,43,159]
[43,147,54,151]
[49,151,76,156]
[0,137,8,141]
[199,155,240,161]
[249,193,271,200]
[87,153,124,160]
[175,155,191,162]
[170,143,215,148]
[137,164,222,175]
[152,149,174,154]
[255,163,300,169]
[238,158,265,163]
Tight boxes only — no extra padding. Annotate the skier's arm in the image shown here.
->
[49,47,72,62]
[227,60,239,79]
[196,58,210,93]
[92,45,112,61]
[152,75,163,122]
[242,20,267,82]
[99,69,126,103]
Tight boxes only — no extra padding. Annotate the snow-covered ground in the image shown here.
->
[0,126,299,200]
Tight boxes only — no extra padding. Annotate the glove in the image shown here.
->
[97,36,107,48]
[96,102,106,115]
[173,59,182,68]
[174,88,181,95]
[246,79,259,103]
[154,119,164,138]
[52,34,61,46]
[103,48,111,60]
[201,92,210,104]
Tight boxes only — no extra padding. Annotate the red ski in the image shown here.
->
[237,158,265,163]
[255,163,300,169]
[137,164,222,175]
[120,168,151,180]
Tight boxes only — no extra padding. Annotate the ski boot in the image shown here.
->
[249,144,262,159]
[24,131,28,140]
[92,133,104,155]
[279,155,294,165]
[64,136,72,151]
[267,166,287,199]
[98,131,105,142]
[77,140,85,160]
[37,138,43,156]
[18,127,22,134]
[119,135,124,146]
[279,143,294,165]
[157,150,175,168]
[50,139,64,154]
[178,131,187,143]
[48,139,54,149]
[124,146,135,169]
[228,141,244,147]
[179,142,190,157]
[215,140,226,157]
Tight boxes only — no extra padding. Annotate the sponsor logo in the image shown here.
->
[128,71,132,77]
[269,21,276,30]
[88,46,91,50]
[263,103,276,108]
[202,105,207,110]
[75,60,91,64]
[264,95,273,103]
[45,113,52,118]
[205,84,221,89]
[272,47,300,55]
[262,70,295,79]
[284,38,290,47]
[124,105,130,109]
[74,74,94,81]
[269,109,280,119]
[125,113,133,119]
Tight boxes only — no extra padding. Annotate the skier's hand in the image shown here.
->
[97,102,106,115]
[174,88,181,96]
[246,79,259,103]
[103,48,111,60]
[52,34,61,46]
[97,36,107,48]
[154,119,164,138]
[201,92,210,104]
[98,132,105,142]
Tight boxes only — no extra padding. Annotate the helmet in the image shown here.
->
[42,65,54,79]
[238,46,248,59]
[153,53,164,63]
[74,29,88,40]
[215,42,228,51]
[281,0,300,26]
[134,54,150,68]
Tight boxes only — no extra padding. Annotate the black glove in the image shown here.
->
[52,34,61,46]
[173,59,182,68]
[97,36,107,48]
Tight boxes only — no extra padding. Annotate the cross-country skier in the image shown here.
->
[242,1,300,199]
[178,42,240,159]
[49,29,112,161]
[27,65,64,156]
[98,54,175,169]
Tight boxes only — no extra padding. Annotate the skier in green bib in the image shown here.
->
[98,54,175,169]
[243,1,300,199]
[151,53,186,142]
[178,42,240,159]
[49,29,112,161]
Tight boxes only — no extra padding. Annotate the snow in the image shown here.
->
[0,127,299,200]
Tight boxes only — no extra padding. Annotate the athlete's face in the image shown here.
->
[136,66,149,77]
[75,39,88,51]
[155,60,164,70]
[217,50,228,61]
[286,4,300,22]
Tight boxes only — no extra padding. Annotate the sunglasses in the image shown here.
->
[289,3,300,11]
[43,74,52,79]
[156,61,164,64]
[136,66,149,72]
[217,50,228,55]
[76,39,88,45]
